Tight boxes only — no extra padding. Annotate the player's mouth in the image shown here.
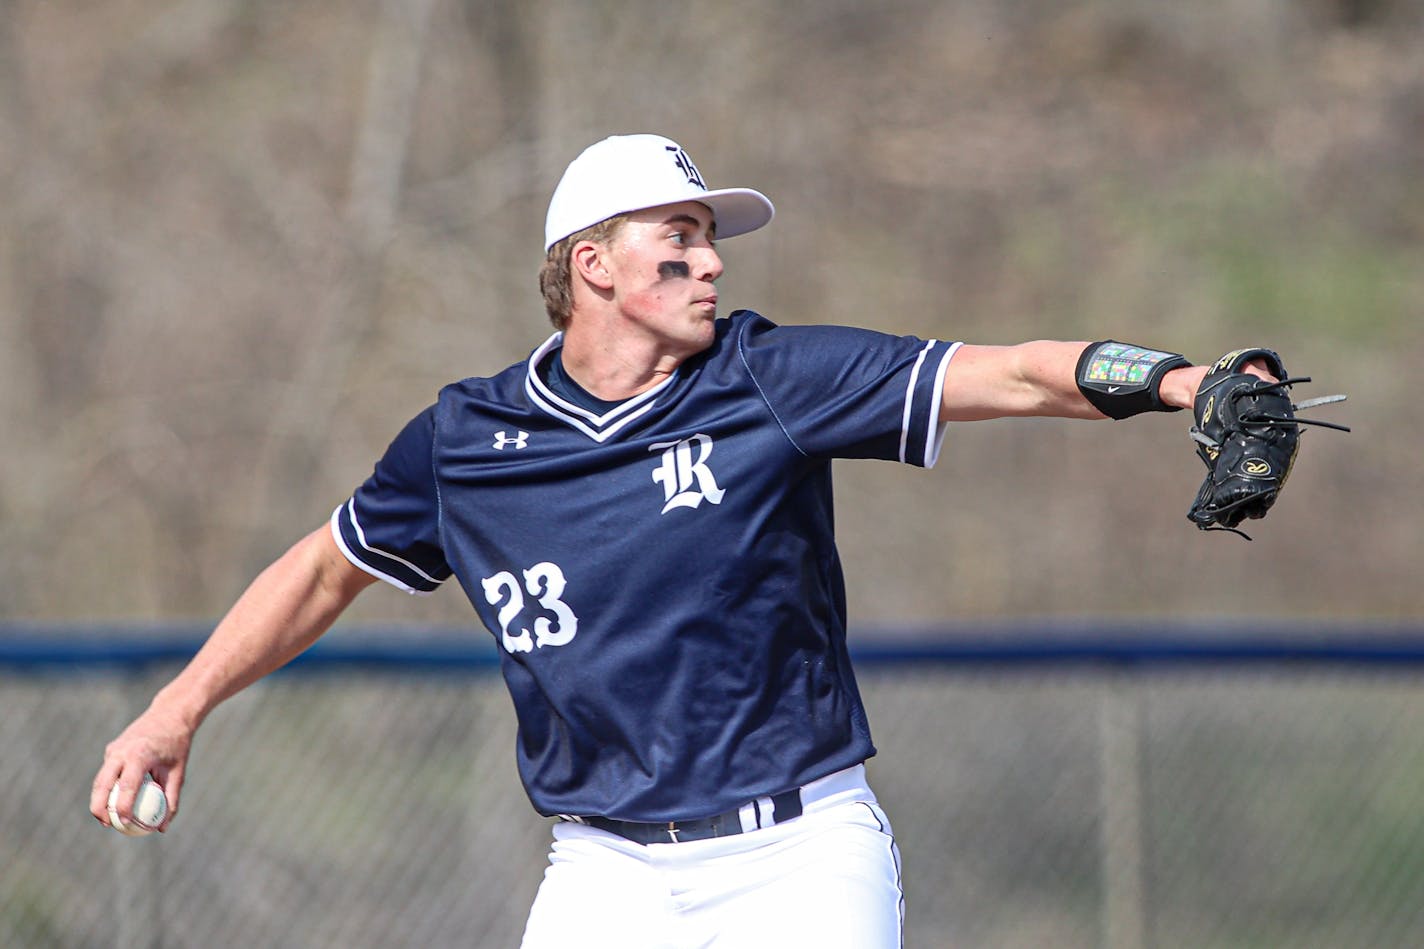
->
[695,293,718,312]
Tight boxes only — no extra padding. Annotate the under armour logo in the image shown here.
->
[665,145,706,189]
[493,430,529,450]
[650,433,725,513]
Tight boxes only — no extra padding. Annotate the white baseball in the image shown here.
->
[107,774,168,836]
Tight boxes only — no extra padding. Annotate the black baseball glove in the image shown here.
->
[1187,348,1349,538]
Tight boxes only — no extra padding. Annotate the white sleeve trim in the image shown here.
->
[921,342,961,469]
[329,503,438,596]
[898,342,935,464]
[899,340,961,468]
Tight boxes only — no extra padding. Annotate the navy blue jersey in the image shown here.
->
[333,310,959,821]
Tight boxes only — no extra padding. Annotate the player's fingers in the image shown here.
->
[151,762,184,831]
[89,755,125,825]
[1243,357,1278,383]
[107,765,149,826]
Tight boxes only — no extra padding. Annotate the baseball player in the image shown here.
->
[93,134,1290,947]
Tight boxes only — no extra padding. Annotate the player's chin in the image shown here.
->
[671,318,717,358]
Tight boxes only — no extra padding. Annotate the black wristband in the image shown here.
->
[1076,340,1191,419]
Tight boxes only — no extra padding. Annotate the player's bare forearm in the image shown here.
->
[90,525,375,828]
[155,526,376,727]
[941,341,1105,421]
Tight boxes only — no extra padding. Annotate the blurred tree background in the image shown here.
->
[1,0,1419,632]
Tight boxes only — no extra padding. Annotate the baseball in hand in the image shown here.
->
[107,774,168,836]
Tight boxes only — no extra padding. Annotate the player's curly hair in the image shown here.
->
[539,215,630,331]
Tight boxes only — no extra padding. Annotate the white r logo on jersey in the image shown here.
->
[649,433,725,514]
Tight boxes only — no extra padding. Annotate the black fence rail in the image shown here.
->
[6,620,1424,671]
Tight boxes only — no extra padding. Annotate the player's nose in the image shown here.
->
[694,246,723,283]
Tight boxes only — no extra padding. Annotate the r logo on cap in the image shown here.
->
[666,145,706,189]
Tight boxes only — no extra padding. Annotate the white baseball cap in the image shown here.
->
[544,134,775,250]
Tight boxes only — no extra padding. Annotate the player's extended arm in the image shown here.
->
[89,525,376,831]
[940,341,1209,422]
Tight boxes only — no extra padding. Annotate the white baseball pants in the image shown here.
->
[519,765,904,949]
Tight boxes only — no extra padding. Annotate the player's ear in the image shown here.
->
[572,240,614,291]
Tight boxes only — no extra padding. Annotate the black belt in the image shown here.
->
[575,788,804,845]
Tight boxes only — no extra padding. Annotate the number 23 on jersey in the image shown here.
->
[481,562,579,654]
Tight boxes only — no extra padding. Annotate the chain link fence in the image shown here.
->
[7,630,1424,948]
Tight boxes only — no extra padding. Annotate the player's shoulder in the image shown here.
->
[724,309,908,357]
[719,308,848,358]
[434,341,547,409]
[438,364,525,404]
[721,307,776,340]
[721,308,901,341]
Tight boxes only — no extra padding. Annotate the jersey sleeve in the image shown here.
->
[331,405,452,594]
[733,313,961,467]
